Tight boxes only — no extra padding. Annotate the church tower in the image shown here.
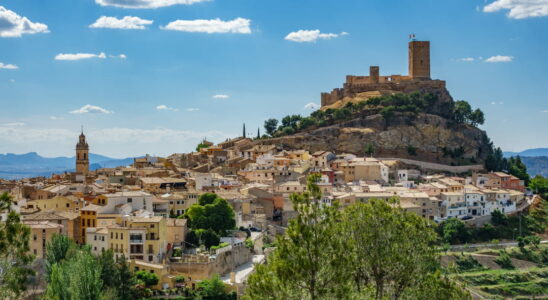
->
[75,130,89,175]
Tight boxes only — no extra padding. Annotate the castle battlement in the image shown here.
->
[321,40,443,107]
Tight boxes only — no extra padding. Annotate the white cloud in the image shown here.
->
[95,0,209,9]
[541,110,548,113]
[212,94,229,99]
[304,102,320,110]
[0,62,18,69]
[9,79,15,83]
[285,30,341,43]
[340,31,349,36]
[109,54,127,59]
[484,55,514,63]
[456,57,475,62]
[156,104,178,111]
[161,18,251,34]
[483,0,548,19]
[186,108,200,112]
[3,122,25,126]
[55,52,107,61]
[0,6,49,38]
[49,116,63,120]
[90,16,153,30]
[70,104,113,114]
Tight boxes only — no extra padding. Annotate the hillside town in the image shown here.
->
[0,131,535,297]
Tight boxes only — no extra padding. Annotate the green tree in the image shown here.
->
[343,199,439,299]
[453,100,472,124]
[98,249,119,289]
[45,234,76,281]
[135,270,159,287]
[507,156,530,185]
[0,192,34,299]
[364,143,375,156]
[116,256,138,300]
[437,218,470,244]
[470,108,485,126]
[185,194,236,236]
[264,118,279,136]
[244,174,350,300]
[380,105,396,123]
[197,274,234,299]
[199,228,220,249]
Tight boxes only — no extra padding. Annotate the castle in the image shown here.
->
[321,40,446,107]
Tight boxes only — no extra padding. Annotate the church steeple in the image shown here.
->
[76,129,89,175]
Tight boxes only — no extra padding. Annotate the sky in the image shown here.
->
[0,0,547,158]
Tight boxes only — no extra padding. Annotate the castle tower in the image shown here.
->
[75,130,89,175]
[369,66,380,83]
[408,40,430,79]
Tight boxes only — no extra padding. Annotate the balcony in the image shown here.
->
[130,239,144,244]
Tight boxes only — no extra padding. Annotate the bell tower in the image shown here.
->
[76,129,89,175]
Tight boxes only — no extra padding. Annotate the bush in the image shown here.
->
[495,251,514,269]
[455,255,485,272]
[135,270,159,287]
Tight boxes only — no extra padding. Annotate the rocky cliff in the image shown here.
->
[256,112,491,166]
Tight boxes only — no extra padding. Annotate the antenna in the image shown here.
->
[409,33,416,41]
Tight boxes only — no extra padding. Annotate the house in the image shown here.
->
[25,220,63,259]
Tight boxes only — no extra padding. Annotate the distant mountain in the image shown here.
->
[520,156,548,177]
[0,152,136,180]
[503,148,548,158]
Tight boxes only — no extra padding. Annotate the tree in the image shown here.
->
[507,156,530,185]
[199,228,220,249]
[116,256,138,300]
[264,118,279,136]
[470,108,485,126]
[244,175,351,300]
[185,194,236,236]
[437,218,470,244]
[197,274,234,299]
[135,270,159,287]
[196,142,210,152]
[0,192,34,299]
[98,249,119,289]
[453,100,472,124]
[380,105,396,123]
[45,234,76,281]
[364,143,375,156]
[342,199,439,299]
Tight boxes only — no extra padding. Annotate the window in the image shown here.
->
[148,256,153,262]
[94,235,97,241]
[111,232,113,239]
[127,198,132,203]
[121,233,123,240]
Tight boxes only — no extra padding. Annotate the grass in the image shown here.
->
[452,267,548,298]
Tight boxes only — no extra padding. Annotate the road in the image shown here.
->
[450,240,548,251]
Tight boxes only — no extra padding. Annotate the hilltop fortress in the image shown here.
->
[321,40,446,108]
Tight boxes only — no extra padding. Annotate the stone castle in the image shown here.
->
[321,40,446,107]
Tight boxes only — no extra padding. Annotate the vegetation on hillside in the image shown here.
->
[262,92,485,139]
[0,192,34,299]
[182,193,236,249]
[243,175,470,300]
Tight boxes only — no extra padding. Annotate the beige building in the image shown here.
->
[25,220,63,259]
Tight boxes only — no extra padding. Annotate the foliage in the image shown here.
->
[529,175,548,199]
[135,270,159,287]
[364,143,375,156]
[455,255,486,272]
[245,238,254,249]
[494,251,515,270]
[264,118,279,136]
[45,234,77,281]
[407,145,418,156]
[185,193,235,236]
[195,142,210,152]
[485,147,507,172]
[507,156,530,185]
[196,274,235,299]
[210,242,229,251]
[244,175,468,300]
[453,100,485,126]
[437,218,470,244]
[0,192,34,300]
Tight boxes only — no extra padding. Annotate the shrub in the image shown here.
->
[495,251,514,269]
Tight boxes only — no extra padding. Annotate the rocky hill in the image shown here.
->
[255,86,492,166]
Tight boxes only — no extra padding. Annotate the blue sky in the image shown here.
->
[0,0,547,158]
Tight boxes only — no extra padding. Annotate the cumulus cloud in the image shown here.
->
[186,108,200,112]
[70,104,113,114]
[304,102,320,110]
[483,0,548,19]
[285,30,344,43]
[161,18,251,34]
[484,55,514,63]
[0,6,49,38]
[95,0,209,9]
[212,94,229,99]
[156,104,178,111]
[55,52,107,61]
[0,62,18,69]
[90,16,153,29]
[456,57,475,62]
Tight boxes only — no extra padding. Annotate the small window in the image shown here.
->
[127,198,132,203]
